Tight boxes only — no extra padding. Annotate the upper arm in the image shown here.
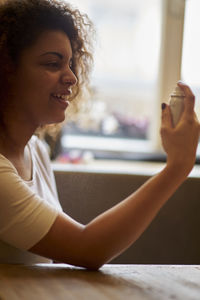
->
[28,211,93,268]
[0,166,58,250]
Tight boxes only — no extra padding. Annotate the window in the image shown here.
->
[53,0,194,163]
[181,0,200,156]
[182,0,200,113]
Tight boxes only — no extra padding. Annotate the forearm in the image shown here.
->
[81,164,188,266]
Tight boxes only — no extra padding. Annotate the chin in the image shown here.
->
[45,114,66,125]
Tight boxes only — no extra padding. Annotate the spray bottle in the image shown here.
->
[169,85,185,127]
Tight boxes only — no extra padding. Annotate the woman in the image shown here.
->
[0,0,199,270]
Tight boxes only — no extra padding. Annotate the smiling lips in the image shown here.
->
[51,92,71,108]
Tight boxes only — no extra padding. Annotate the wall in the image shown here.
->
[54,168,200,264]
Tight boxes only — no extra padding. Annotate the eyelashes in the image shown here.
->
[45,62,60,69]
[44,60,73,70]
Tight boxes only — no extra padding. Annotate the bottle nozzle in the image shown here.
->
[171,85,185,97]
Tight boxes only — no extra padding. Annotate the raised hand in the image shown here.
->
[160,82,200,177]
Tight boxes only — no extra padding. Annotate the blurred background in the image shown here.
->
[49,0,200,164]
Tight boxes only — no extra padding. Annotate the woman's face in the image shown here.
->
[10,30,77,126]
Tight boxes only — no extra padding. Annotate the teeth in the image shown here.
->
[53,93,68,101]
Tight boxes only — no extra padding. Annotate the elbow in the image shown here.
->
[79,247,113,271]
[76,251,110,271]
[75,230,114,270]
[84,264,102,271]
[61,256,104,271]
[79,258,106,271]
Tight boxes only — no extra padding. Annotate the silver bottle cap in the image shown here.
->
[171,85,185,97]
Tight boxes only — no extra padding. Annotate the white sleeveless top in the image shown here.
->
[0,136,62,264]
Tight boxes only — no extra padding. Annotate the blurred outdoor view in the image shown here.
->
[60,0,161,147]
[53,0,200,162]
[182,0,200,112]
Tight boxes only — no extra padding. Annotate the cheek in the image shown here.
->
[36,72,61,101]
[26,71,54,92]
[16,67,58,96]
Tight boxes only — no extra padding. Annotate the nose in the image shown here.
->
[61,68,77,87]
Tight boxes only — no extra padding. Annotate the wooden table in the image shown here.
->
[0,264,200,300]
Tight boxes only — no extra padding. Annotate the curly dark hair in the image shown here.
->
[0,0,94,135]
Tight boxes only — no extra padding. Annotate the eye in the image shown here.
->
[45,62,60,69]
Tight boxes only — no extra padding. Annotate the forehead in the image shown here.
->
[23,30,72,58]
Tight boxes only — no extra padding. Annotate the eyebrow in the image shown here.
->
[39,52,64,59]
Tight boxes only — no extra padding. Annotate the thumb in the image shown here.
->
[161,103,173,128]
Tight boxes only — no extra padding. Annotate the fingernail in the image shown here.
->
[161,103,166,110]
[177,80,184,85]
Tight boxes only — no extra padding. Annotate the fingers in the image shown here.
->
[177,81,195,115]
[161,103,173,129]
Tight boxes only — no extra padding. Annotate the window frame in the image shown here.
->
[151,0,186,152]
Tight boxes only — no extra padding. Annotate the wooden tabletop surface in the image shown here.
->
[0,264,200,300]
